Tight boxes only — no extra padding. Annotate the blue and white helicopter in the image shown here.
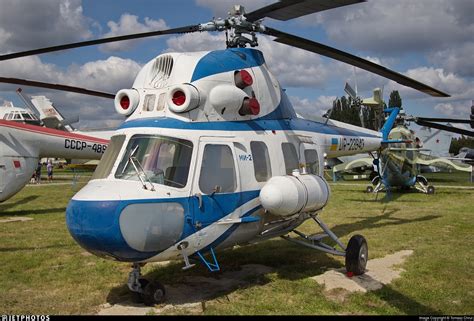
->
[0,1,449,305]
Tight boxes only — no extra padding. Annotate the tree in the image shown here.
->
[388,90,402,108]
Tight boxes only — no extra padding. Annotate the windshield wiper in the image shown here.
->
[128,145,155,191]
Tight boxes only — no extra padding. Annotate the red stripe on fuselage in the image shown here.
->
[0,120,110,144]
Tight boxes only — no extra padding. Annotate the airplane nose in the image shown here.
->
[66,198,186,262]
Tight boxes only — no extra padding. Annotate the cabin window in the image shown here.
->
[13,113,22,120]
[3,114,8,120]
[156,93,166,111]
[143,94,156,112]
[250,141,271,182]
[6,113,12,120]
[199,144,236,194]
[115,135,193,189]
[92,135,126,180]
[282,142,299,175]
[304,149,319,175]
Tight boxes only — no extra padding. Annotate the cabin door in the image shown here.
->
[190,137,242,231]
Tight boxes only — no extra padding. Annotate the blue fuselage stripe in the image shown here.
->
[119,117,379,138]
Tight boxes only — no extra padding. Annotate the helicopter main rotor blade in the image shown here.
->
[414,117,472,124]
[414,119,474,137]
[264,27,450,98]
[0,25,200,62]
[0,77,115,99]
[245,0,365,22]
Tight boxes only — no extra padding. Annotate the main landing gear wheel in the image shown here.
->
[345,234,368,275]
[427,185,435,194]
[141,280,166,306]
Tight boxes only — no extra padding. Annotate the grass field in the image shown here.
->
[0,177,473,315]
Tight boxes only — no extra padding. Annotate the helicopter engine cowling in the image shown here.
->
[167,84,200,113]
[208,84,248,114]
[115,89,140,116]
[259,173,330,217]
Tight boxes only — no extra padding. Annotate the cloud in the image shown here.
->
[434,102,472,118]
[0,0,92,54]
[428,42,474,78]
[289,95,336,118]
[165,32,226,52]
[307,0,474,55]
[99,14,169,52]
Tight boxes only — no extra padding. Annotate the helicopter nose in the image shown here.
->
[66,199,153,261]
[66,192,186,262]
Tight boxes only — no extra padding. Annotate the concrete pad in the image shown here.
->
[97,264,273,315]
[311,250,413,294]
[0,217,33,223]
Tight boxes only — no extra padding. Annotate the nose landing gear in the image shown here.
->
[128,263,166,306]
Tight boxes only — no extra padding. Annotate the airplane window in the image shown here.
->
[22,113,33,120]
[282,143,299,175]
[199,144,236,194]
[304,149,319,175]
[115,135,193,189]
[92,135,126,180]
[143,94,156,112]
[250,141,271,182]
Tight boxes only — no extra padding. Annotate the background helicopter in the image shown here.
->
[329,89,473,194]
[0,0,452,305]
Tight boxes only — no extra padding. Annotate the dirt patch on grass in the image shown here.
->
[98,264,273,315]
[0,217,33,223]
[311,250,413,300]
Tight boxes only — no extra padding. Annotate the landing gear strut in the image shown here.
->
[282,215,368,275]
[128,263,166,306]
[415,175,435,194]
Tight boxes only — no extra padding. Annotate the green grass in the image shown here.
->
[0,177,473,315]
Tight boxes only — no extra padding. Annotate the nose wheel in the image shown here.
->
[128,263,166,306]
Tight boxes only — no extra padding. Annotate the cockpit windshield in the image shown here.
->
[115,135,193,189]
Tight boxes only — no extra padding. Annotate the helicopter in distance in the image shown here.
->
[330,88,473,194]
[0,1,451,305]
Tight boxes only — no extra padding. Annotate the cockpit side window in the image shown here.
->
[115,135,193,189]
[92,135,126,180]
[22,113,33,120]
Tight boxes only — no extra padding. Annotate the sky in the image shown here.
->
[0,0,472,130]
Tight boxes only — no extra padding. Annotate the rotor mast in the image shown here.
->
[199,5,265,48]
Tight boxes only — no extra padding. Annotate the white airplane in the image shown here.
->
[0,1,450,305]
[0,97,114,202]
